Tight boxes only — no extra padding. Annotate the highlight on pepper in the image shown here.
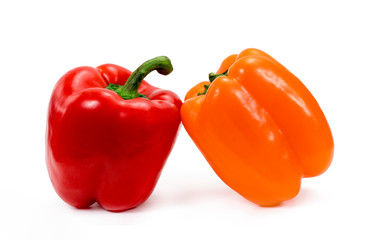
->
[46,56,182,212]
[181,48,334,207]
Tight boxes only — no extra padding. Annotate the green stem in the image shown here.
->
[108,56,173,100]
[208,70,228,83]
[197,70,228,96]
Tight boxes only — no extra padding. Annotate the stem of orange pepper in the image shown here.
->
[198,70,228,96]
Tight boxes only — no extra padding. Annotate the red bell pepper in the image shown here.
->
[46,56,181,212]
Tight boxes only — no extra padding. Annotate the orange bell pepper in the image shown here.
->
[181,48,334,206]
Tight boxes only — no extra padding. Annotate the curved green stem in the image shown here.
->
[107,56,173,100]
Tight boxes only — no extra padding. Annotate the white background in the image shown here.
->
[1,0,377,239]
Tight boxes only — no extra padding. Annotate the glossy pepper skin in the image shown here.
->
[46,56,181,212]
[181,49,334,207]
